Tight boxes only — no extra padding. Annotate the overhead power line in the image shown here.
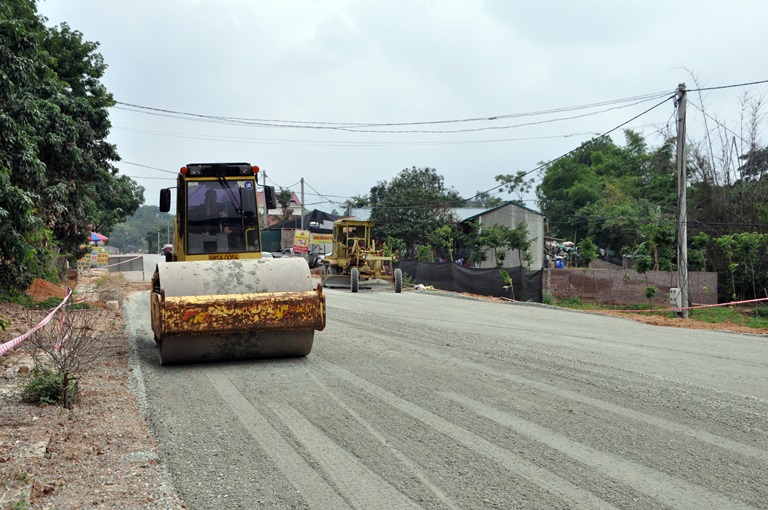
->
[113,92,672,134]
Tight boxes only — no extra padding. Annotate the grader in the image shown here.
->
[321,219,402,293]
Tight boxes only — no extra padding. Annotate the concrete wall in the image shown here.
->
[477,204,545,270]
[544,267,718,307]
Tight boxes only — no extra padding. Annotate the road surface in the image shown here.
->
[123,286,768,509]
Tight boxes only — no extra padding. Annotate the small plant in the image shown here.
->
[33,297,64,310]
[21,307,104,408]
[0,315,10,331]
[9,490,31,510]
[754,304,768,320]
[558,296,583,307]
[644,285,657,310]
[542,293,555,305]
[499,269,515,300]
[19,365,78,406]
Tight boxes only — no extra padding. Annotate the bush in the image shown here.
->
[18,365,79,407]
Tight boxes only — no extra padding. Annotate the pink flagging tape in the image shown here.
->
[587,296,768,314]
[0,287,72,356]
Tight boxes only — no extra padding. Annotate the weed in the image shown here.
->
[542,293,555,305]
[3,289,33,307]
[9,490,30,510]
[33,297,63,310]
[754,304,768,320]
[557,296,584,308]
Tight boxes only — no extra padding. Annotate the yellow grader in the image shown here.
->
[150,162,325,365]
[321,219,402,293]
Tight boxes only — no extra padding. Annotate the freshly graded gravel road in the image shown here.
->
[123,286,768,509]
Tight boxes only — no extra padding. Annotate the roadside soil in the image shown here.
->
[0,271,765,509]
[0,270,183,509]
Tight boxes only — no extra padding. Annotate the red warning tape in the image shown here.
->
[592,296,768,314]
[0,287,73,356]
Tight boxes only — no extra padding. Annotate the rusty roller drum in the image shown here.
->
[150,257,325,365]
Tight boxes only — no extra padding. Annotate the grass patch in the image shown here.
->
[554,296,768,331]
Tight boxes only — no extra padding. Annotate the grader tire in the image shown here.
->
[351,267,359,293]
[394,268,403,293]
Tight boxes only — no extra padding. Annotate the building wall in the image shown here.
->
[544,268,718,306]
[477,204,545,270]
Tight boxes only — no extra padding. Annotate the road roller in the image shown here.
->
[150,162,325,365]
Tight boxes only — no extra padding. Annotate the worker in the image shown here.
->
[191,189,232,235]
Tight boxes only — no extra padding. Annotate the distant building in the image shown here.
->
[462,202,545,270]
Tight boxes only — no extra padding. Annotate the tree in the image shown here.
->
[536,131,676,255]
[369,167,462,255]
[429,224,456,262]
[494,170,535,205]
[1,0,55,291]
[577,237,598,267]
[463,190,504,209]
[276,188,293,222]
[109,205,174,252]
[0,2,140,292]
[343,194,370,215]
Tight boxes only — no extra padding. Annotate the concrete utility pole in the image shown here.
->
[262,169,268,229]
[676,83,689,318]
[301,178,305,231]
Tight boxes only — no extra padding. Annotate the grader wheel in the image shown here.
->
[351,267,359,293]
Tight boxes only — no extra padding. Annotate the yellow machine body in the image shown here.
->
[150,163,325,364]
[321,219,402,293]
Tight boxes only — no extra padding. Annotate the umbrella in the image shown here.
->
[90,232,108,242]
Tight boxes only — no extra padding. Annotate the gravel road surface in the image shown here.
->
[123,286,768,509]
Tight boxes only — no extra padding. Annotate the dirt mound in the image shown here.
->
[25,279,67,302]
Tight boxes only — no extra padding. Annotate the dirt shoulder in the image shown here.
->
[0,270,183,509]
[0,272,765,509]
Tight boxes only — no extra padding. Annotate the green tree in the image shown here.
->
[463,190,504,209]
[0,2,140,291]
[343,194,370,215]
[429,224,455,262]
[577,237,598,267]
[110,205,174,252]
[276,188,293,222]
[494,170,535,205]
[536,131,676,256]
[369,167,462,256]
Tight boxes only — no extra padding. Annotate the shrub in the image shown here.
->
[19,365,79,407]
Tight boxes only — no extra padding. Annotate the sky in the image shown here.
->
[37,0,768,213]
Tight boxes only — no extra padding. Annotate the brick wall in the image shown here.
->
[544,268,718,306]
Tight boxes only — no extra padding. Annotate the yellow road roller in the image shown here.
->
[150,162,325,365]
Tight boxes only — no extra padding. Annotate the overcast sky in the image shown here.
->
[38,0,768,212]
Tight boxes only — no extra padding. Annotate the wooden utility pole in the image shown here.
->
[676,83,689,318]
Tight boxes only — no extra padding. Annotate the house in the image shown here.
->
[348,204,544,269]
[266,209,340,254]
[257,190,302,226]
[462,202,545,270]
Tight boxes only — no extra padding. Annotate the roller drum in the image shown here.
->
[151,257,325,365]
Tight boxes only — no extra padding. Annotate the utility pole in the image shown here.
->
[300,178,305,232]
[262,169,268,229]
[676,83,689,318]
